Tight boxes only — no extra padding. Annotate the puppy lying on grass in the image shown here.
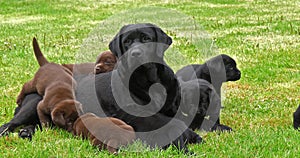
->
[72,113,136,155]
[16,37,82,132]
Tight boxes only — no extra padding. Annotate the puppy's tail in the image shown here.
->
[32,37,49,66]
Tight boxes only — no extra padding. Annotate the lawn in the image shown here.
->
[0,0,300,157]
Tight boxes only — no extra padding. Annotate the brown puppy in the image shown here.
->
[16,37,82,132]
[94,51,117,74]
[73,113,136,155]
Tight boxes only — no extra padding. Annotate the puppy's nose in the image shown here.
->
[131,50,142,57]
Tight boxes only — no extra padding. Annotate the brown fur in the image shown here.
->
[16,37,82,131]
[94,51,117,74]
[62,62,95,75]
[61,51,116,75]
[73,113,136,155]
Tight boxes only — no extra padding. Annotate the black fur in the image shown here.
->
[177,79,221,131]
[176,54,241,131]
[0,93,42,139]
[293,105,300,129]
[83,23,202,152]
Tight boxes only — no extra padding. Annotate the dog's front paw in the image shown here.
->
[211,124,233,132]
[0,123,10,137]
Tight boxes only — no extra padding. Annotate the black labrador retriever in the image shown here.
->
[76,23,202,152]
[176,54,241,131]
[0,23,202,153]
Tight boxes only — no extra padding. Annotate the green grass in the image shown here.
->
[1,0,300,157]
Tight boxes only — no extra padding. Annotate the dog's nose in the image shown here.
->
[131,50,142,57]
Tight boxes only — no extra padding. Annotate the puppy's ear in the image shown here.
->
[51,108,66,129]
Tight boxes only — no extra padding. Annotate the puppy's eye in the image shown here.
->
[229,67,234,70]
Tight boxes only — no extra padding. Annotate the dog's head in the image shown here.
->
[109,23,173,84]
[220,54,241,81]
[206,54,241,83]
[109,23,172,58]
[94,51,117,74]
[52,100,83,132]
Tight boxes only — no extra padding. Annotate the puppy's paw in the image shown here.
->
[194,134,204,144]
[211,124,233,132]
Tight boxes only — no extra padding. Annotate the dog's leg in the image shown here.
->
[106,139,118,155]
[119,124,134,132]
[91,136,104,150]
[16,80,36,106]
[37,101,51,127]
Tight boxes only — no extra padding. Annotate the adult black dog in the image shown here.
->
[76,23,202,153]
[0,23,202,153]
[176,54,241,131]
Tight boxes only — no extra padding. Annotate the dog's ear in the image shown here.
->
[154,27,172,46]
[143,23,172,46]
[109,25,131,58]
[109,34,122,58]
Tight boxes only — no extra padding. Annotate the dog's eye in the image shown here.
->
[104,62,113,65]
[229,67,234,70]
[141,35,152,43]
[124,39,132,45]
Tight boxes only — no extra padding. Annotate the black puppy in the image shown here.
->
[0,93,42,140]
[76,23,202,153]
[293,105,300,129]
[176,54,241,131]
[177,79,221,131]
[176,54,241,95]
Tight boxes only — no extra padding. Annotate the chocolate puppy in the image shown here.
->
[94,51,117,74]
[16,38,81,131]
[73,113,136,155]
